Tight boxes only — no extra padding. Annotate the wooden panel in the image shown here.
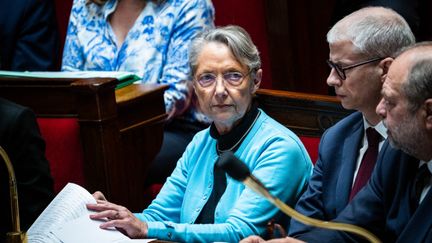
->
[263,1,335,94]
[263,0,432,94]
[0,77,167,211]
[0,76,80,115]
[256,89,352,137]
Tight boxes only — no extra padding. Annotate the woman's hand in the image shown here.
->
[240,236,305,243]
[240,235,266,243]
[92,191,107,201]
[86,199,148,239]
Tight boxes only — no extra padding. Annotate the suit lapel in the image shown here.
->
[335,120,363,212]
[397,189,432,242]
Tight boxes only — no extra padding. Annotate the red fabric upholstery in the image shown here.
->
[212,0,271,88]
[299,136,320,164]
[37,118,85,193]
[143,184,163,207]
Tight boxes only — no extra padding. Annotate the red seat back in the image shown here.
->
[37,118,85,193]
[299,136,320,164]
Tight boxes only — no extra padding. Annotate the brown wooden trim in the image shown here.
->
[0,77,167,211]
[256,88,352,137]
[257,89,340,103]
[120,113,167,133]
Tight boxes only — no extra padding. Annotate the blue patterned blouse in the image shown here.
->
[62,0,215,122]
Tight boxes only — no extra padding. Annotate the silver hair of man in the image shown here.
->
[327,6,415,58]
[189,25,261,78]
[398,42,432,112]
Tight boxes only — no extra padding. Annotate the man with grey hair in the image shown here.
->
[288,5,414,237]
[241,6,414,243]
[371,42,432,242]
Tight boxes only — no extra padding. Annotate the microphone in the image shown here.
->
[1,146,27,243]
[217,151,381,243]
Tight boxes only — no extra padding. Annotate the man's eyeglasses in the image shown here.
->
[326,57,384,80]
[195,70,253,87]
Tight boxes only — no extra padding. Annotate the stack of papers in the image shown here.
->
[0,71,142,89]
[27,183,156,243]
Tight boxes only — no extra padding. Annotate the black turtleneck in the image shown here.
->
[195,103,260,224]
[209,103,260,154]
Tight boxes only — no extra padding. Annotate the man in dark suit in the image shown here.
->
[240,7,414,243]
[0,0,59,71]
[288,6,414,237]
[0,98,54,242]
[290,42,432,243]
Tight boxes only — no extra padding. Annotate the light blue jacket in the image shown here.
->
[136,110,313,242]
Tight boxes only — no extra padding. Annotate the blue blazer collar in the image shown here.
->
[335,120,363,211]
[397,189,432,242]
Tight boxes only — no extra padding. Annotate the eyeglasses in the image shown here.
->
[326,57,384,80]
[195,70,252,88]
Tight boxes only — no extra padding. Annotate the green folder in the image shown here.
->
[0,70,142,90]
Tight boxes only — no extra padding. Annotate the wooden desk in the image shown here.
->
[256,89,353,137]
[0,77,167,211]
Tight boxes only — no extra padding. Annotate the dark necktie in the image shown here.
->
[349,127,381,201]
[410,164,431,211]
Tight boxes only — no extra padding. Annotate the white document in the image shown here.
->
[27,183,155,243]
[52,215,155,243]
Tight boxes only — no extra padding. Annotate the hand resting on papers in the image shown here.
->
[87,191,148,239]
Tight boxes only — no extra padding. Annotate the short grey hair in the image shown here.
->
[327,7,415,58]
[189,25,261,77]
[400,42,432,112]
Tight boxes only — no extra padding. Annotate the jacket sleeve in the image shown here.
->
[61,0,85,71]
[137,130,312,242]
[289,129,330,236]
[294,143,393,243]
[4,106,54,230]
[12,0,59,71]
[158,0,214,117]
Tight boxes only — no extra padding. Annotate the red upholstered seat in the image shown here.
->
[299,136,320,164]
[37,118,85,193]
[143,184,163,207]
